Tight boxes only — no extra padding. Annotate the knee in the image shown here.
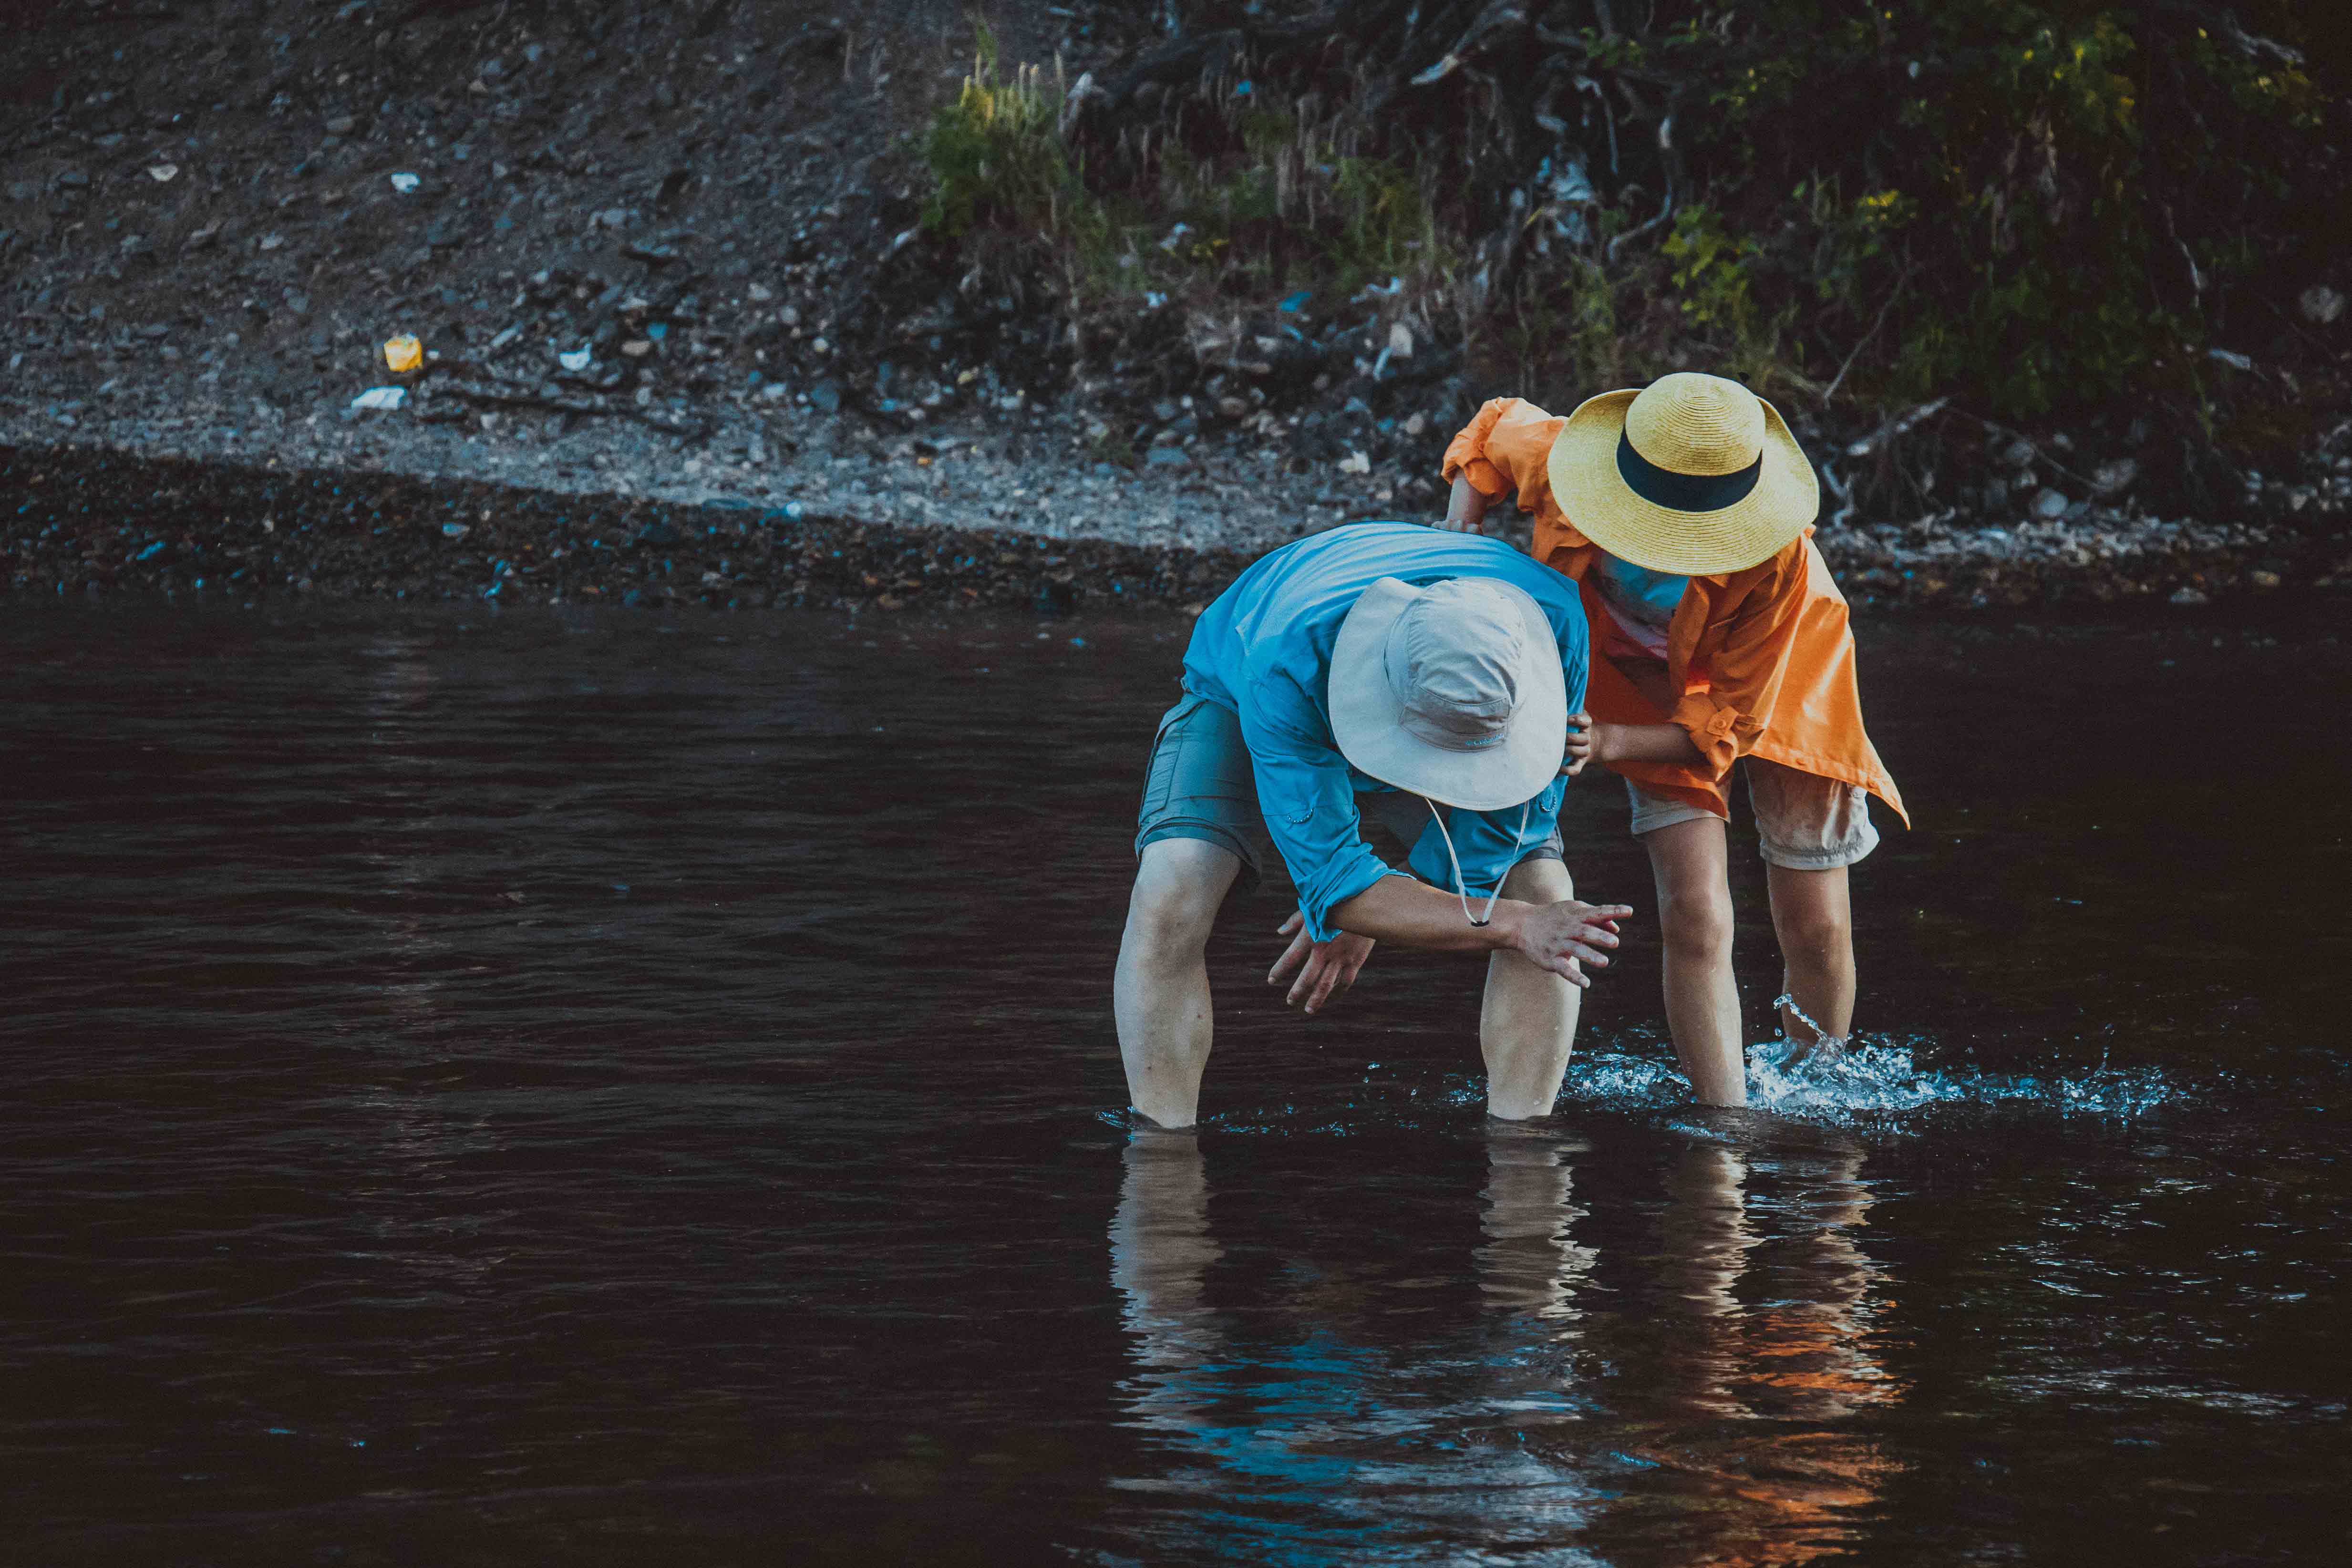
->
[1774,900,1851,959]
[1123,872,1222,956]
[1503,857,1574,904]
[1660,886,1734,965]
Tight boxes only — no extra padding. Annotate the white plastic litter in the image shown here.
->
[558,348,592,371]
[389,172,421,194]
[351,386,407,411]
[146,164,179,183]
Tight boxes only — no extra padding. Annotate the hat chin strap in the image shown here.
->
[1422,798,1531,928]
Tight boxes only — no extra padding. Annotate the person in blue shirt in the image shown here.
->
[1116,523,1637,1128]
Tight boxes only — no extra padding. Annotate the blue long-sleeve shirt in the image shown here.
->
[1181,523,1591,940]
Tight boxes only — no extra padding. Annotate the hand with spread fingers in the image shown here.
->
[1268,911,1377,1015]
[1511,899,1631,986]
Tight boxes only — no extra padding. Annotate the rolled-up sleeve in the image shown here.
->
[1241,675,1403,941]
[1442,399,1515,498]
[1443,399,1570,510]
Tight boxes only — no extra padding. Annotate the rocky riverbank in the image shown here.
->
[9,432,2349,617]
[5,0,2351,616]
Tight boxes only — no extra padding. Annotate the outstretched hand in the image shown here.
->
[1512,900,1634,987]
[1268,911,1376,1015]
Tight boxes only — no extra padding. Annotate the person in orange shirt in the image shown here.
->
[1437,373,1907,1105]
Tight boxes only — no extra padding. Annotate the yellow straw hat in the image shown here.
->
[1545,371,1819,576]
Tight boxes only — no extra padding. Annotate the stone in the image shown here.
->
[1145,445,1190,468]
[2091,457,2138,494]
[2300,285,2344,326]
[807,380,841,413]
[2169,586,2209,606]
[326,115,356,135]
[2030,488,2068,520]
[2001,437,2036,469]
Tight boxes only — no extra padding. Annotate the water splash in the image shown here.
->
[1771,991,1846,1059]
[1679,1033,2179,1124]
[1112,1025,2190,1138]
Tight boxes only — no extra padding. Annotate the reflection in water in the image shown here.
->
[1608,1137,1902,1567]
[1108,1134,1599,1561]
[1475,1128,1596,1322]
[1109,1131,1904,1563]
[1107,1134,1225,1437]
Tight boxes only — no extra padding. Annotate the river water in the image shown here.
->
[6,599,2348,1565]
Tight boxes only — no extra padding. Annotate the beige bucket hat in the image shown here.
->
[1546,371,1819,576]
[1327,576,1566,812]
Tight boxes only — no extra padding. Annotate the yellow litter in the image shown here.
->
[383,334,423,373]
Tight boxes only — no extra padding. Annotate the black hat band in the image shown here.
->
[1616,429,1764,513]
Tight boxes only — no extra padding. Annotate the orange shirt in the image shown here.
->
[1444,397,1908,826]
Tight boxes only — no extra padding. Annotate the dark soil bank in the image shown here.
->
[0,443,1249,614]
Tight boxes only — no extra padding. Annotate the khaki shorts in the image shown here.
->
[1626,757,1879,870]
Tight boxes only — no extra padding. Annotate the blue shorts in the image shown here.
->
[1133,693,1563,897]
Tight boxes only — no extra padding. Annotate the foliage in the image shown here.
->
[921,21,1454,316]
[921,22,1100,252]
[1540,0,2337,416]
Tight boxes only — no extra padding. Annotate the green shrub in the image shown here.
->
[921,22,1096,245]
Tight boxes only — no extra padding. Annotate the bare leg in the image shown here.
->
[1480,857,1586,1119]
[1766,863,1856,1052]
[1640,815,1746,1106]
[1114,838,1242,1128]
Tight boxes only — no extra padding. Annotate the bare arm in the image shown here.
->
[1592,721,1707,766]
[1328,875,1632,986]
[1436,473,1492,533]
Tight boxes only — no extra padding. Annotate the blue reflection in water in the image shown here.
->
[1106,1126,1905,1564]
